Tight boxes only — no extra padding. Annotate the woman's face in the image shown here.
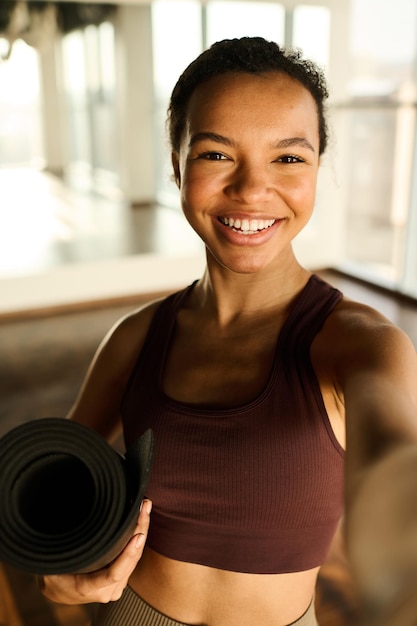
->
[172,71,321,276]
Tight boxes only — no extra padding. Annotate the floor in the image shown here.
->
[0,167,207,316]
[0,167,201,280]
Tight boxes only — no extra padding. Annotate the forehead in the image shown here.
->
[184,71,319,140]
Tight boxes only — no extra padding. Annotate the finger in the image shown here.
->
[135,499,152,534]
[93,532,146,589]
[80,500,152,593]
[109,501,153,580]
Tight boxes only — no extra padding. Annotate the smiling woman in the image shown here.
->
[37,37,417,626]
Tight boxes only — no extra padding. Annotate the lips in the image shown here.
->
[218,216,276,234]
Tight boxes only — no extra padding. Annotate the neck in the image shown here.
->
[191,256,311,330]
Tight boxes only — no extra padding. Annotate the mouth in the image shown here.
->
[218,216,277,235]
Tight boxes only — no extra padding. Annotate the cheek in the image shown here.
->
[280,174,318,209]
[179,175,206,227]
[180,180,200,213]
[180,169,220,207]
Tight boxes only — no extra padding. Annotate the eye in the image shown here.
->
[276,155,305,164]
[197,151,228,161]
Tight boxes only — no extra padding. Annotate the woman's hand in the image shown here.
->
[38,499,152,605]
[347,446,417,626]
[361,576,417,626]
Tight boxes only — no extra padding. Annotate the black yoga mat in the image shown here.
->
[0,418,154,575]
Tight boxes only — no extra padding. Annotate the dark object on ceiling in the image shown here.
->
[0,1,116,59]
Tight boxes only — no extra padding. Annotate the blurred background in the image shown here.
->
[1,0,417,314]
[1,1,417,624]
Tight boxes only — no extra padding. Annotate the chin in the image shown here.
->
[210,241,294,274]
[213,253,278,276]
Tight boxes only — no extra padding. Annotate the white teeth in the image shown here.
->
[220,216,275,233]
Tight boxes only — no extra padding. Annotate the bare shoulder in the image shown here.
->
[67,295,167,436]
[330,297,401,334]
[313,295,417,426]
[322,296,417,374]
[85,294,169,388]
[99,296,164,360]
[322,297,417,440]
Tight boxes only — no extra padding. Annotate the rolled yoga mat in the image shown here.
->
[0,417,154,575]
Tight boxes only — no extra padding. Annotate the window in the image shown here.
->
[293,5,330,67]
[152,0,202,207]
[335,0,417,294]
[0,39,43,167]
[62,21,118,192]
[206,2,285,45]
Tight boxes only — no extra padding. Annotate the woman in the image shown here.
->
[40,38,417,626]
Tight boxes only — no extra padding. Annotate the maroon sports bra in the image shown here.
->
[121,274,345,574]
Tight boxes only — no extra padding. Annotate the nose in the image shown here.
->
[224,160,274,205]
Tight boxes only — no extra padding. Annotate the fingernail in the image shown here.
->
[140,499,152,513]
[135,533,145,549]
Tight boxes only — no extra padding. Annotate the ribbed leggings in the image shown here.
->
[92,585,318,626]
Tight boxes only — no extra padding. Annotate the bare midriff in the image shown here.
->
[129,547,319,626]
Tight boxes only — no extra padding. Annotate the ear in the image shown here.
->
[171,152,181,188]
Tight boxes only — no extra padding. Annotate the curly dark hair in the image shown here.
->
[167,36,329,156]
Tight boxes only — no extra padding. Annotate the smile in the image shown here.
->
[218,216,276,235]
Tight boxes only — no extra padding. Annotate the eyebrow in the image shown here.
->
[188,132,235,148]
[188,132,315,153]
[274,137,315,153]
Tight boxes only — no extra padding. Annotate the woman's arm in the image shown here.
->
[337,303,417,624]
[67,299,163,440]
[39,299,162,604]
